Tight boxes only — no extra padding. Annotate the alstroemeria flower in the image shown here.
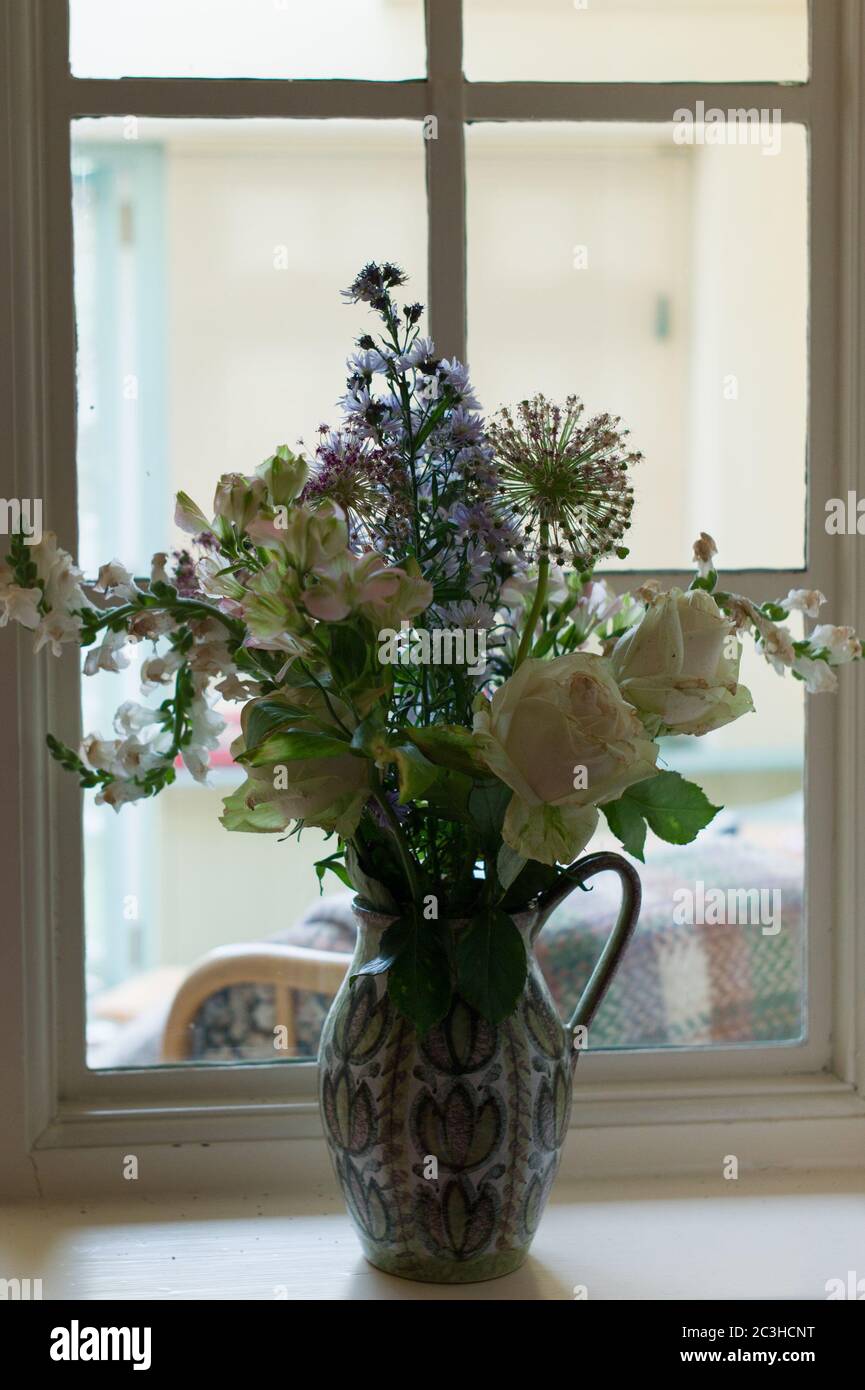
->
[248,500,347,573]
[358,568,433,630]
[175,490,212,537]
[213,473,267,530]
[302,550,406,622]
[255,446,308,507]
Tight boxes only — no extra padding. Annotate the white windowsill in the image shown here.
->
[2,1170,862,1300]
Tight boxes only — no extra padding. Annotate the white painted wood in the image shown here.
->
[1,1170,863,1300]
[1,0,864,1198]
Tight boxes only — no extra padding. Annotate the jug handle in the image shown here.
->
[535,851,642,1035]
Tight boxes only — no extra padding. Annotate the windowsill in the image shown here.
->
[2,1170,862,1300]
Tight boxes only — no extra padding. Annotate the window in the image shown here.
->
[3,1,864,1189]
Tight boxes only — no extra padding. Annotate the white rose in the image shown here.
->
[611,588,753,736]
[473,651,659,865]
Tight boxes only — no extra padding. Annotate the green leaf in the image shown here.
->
[314,851,352,893]
[387,914,452,1035]
[468,779,513,846]
[496,843,527,892]
[456,908,527,1025]
[602,796,647,863]
[326,623,369,682]
[603,771,721,858]
[237,729,349,767]
[406,724,486,776]
[354,917,411,981]
[244,697,320,752]
[391,743,440,803]
[350,709,389,758]
[423,768,474,823]
[500,859,561,913]
[345,844,399,914]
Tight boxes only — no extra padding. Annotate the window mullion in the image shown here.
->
[425,0,466,361]
[465,80,813,124]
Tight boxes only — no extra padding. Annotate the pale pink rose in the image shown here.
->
[473,651,659,865]
[611,588,754,735]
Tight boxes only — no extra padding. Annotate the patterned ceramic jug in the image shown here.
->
[318,851,641,1284]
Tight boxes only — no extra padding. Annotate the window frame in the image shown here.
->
[2,0,864,1196]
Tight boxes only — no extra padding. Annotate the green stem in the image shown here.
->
[372,778,422,905]
[84,595,244,642]
[514,525,550,671]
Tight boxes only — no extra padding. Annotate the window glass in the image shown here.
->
[70,0,425,80]
[467,121,808,570]
[72,118,427,1067]
[464,0,808,83]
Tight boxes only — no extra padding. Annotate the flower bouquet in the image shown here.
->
[3,262,861,1281]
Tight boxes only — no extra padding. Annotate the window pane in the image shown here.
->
[464,0,808,83]
[542,638,805,1050]
[72,118,427,1068]
[466,122,808,570]
[72,118,427,577]
[70,0,425,80]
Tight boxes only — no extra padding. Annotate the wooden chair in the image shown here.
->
[161,942,352,1062]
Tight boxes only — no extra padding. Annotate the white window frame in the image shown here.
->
[1,0,864,1196]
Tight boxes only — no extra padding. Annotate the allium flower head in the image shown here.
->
[488,394,640,566]
[301,429,410,548]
